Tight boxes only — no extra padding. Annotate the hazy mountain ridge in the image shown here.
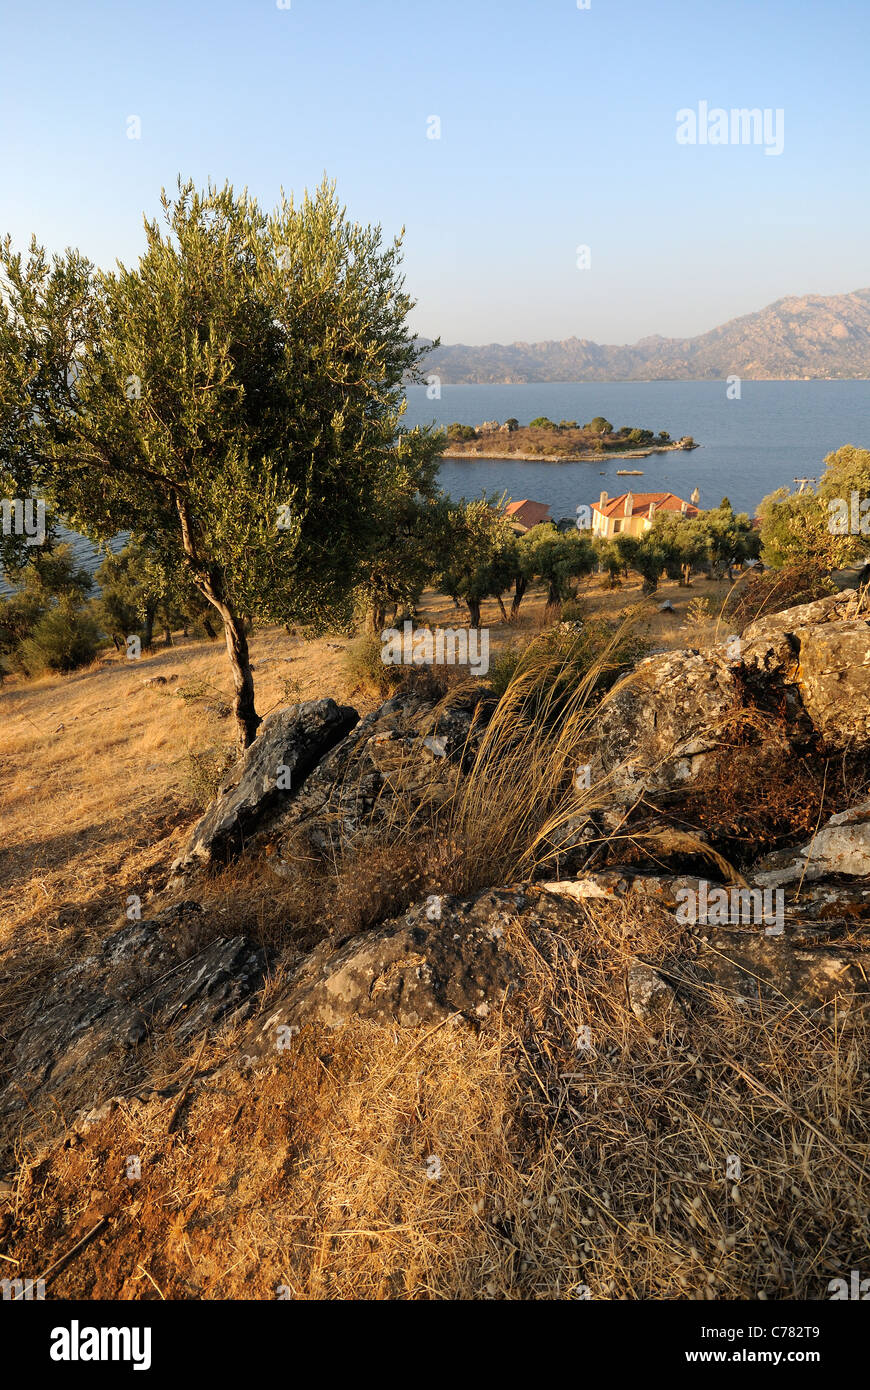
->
[425,289,870,383]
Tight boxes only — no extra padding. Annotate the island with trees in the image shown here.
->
[443,416,698,461]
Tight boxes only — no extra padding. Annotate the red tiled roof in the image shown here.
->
[505,499,552,528]
[592,491,699,519]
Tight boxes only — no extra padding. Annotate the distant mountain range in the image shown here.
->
[424,289,870,383]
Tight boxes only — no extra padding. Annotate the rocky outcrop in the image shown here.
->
[543,862,870,1019]
[794,618,870,748]
[170,698,358,880]
[3,903,267,1120]
[752,800,870,888]
[237,862,870,1063]
[243,888,524,1045]
[591,648,744,806]
[627,961,685,1028]
[588,590,870,811]
[739,590,859,673]
[695,929,870,1016]
[267,686,494,865]
[740,591,870,750]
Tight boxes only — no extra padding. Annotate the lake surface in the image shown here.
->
[3,381,868,592]
[403,380,870,519]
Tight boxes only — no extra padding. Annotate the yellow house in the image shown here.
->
[591,490,700,540]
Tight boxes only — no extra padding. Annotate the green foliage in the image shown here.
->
[559,598,586,622]
[439,499,518,625]
[487,643,523,699]
[648,511,708,582]
[594,539,627,586]
[521,524,596,605]
[446,423,477,441]
[0,543,96,672]
[631,540,669,594]
[757,488,832,569]
[183,746,237,810]
[0,176,437,744]
[582,417,613,435]
[529,417,558,430]
[759,446,870,572]
[94,538,209,648]
[354,433,449,634]
[16,600,101,674]
[692,500,761,572]
[343,632,404,698]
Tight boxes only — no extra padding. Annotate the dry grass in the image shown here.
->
[2,893,866,1300]
[2,574,866,1300]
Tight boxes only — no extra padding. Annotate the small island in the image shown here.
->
[442,415,698,462]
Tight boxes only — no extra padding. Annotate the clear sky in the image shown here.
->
[1,0,867,346]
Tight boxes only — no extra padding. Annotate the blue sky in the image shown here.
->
[1,0,867,345]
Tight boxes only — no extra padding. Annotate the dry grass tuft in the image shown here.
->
[2,894,867,1300]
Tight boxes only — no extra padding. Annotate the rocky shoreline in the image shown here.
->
[443,442,699,463]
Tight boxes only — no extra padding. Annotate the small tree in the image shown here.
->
[355,430,449,634]
[696,500,761,577]
[0,543,98,674]
[649,512,708,585]
[509,529,537,617]
[524,524,596,606]
[440,500,517,627]
[594,539,625,588]
[772,444,870,569]
[613,533,669,594]
[0,178,436,747]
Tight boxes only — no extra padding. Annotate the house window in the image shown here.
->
[612,519,622,533]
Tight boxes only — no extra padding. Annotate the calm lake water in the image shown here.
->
[4,380,868,592]
[403,379,870,520]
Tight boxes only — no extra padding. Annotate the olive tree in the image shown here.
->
[0,178,436,746]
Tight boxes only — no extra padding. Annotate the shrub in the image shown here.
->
[343,633,405,698]
[560,598,586,623]
[16,602,101,675]
[174,680,210,701]
[183,745,237,810]
[681,595,715,647]
[488,643,523,699]
[724,561,834,628]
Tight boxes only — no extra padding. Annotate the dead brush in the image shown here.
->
[5,891,867,1300]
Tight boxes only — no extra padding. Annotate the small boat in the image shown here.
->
[616,469,644,476]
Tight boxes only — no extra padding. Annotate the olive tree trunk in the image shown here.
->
[177,499,261,749]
